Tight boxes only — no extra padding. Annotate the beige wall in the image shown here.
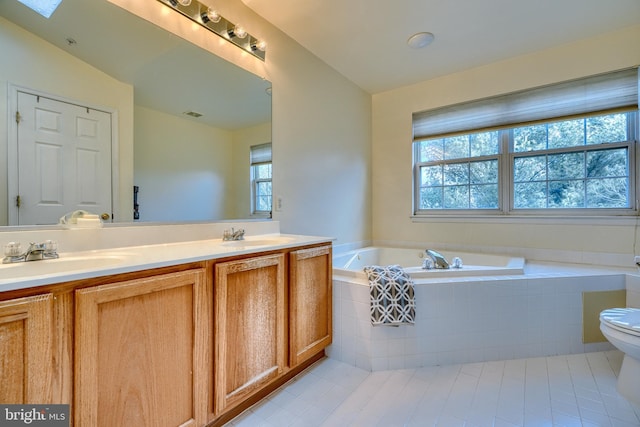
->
[372,25,640,263]
[135,107,272,222]
[268,37,372,246]
[134,105,236,221]
[0,16,134,224]
[231,122,272,219]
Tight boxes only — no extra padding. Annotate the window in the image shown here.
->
[416,131,500,210]
[512,114,631,209]
[413,69,639,216]
[250,143,272,216]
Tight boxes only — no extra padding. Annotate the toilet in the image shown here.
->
[600,307,640,404]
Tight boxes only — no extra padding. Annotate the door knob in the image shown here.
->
[101,213,110,220]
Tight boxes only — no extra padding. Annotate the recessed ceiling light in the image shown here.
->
[407,32,435,49]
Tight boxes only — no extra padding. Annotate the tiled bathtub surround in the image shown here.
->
[329,270,627,371]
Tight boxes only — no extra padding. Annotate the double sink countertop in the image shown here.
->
[0,234,332,292]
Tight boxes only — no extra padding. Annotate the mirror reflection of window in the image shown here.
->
[250,143,272,216]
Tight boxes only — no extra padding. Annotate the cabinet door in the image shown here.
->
[75,269,208,427]
[289,246,332,366]
[214,254,286,415]
[0,294,53,403]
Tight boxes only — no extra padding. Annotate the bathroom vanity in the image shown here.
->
[0,233,332,427]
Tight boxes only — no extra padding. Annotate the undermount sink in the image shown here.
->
[221,238,294,248]
[0,254,128,280]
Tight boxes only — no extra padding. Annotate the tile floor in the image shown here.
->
[228,351,640,426]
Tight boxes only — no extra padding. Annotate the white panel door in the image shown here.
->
[16,92,112,225]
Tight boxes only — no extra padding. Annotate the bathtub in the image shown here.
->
[329,246,624,371]
[333,247,525,280]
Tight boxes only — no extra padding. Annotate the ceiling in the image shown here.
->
[0,0,271,130]
[3,0,638,112]
[241,0,640,94]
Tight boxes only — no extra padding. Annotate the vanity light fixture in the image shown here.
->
[157,0,266,61]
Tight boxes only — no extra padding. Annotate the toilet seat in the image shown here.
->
[600,308,640,337]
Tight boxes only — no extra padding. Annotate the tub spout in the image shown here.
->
[425,249,450,269]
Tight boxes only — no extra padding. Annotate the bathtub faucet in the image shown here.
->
[425,249,450,269]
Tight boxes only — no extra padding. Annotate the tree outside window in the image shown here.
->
[414,112,635,214]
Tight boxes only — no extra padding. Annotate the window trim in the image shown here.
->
[252,171,272,215]
[410,213,640,226]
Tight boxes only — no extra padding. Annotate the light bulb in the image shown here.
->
[254,40,267,51]
[177,0,192,5]
[232,25,247,39]
[202,8,221,23]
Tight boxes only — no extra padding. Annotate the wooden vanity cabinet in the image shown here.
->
[213,253,286,416]
[0,293,54,403]
[74,268,209,427]
[0,240,332,427]
[289,245,332,366]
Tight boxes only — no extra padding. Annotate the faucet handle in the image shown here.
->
[4,242,21,257]
[44,240,58,255]
[223,229,232,240]
[422,258,434,270]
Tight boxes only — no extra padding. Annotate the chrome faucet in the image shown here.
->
[3,240,59,264]
[25,242,49,261]
[425,249,450,269]
[222,228,245,241]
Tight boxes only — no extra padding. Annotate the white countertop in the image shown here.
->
[0,234,332,293]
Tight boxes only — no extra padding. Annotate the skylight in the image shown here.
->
[17,0,62,18]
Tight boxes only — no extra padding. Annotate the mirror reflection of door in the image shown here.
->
[12,90,112,225]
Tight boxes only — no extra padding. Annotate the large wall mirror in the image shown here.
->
[0,0,272,227]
